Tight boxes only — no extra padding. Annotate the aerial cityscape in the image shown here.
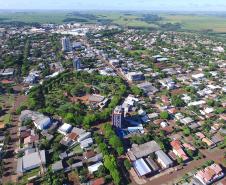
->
[0,0,225,185]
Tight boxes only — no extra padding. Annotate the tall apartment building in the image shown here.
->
[73,57,81,70]
[112,106,124,128]
[61,37,71,52]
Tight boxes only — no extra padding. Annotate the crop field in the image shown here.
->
[95,12,158,28]
[0,11,69,24]
[0,11,226,32]
[161,14,226,32]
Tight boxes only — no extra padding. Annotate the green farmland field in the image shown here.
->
[0,11,226,33]
[161,14,226,32]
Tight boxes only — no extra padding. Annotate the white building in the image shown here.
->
[58,123,72,135]
[155,150,173,169]
[126,72,144,82]
[77,132,91,143]
[61,37,71,52]
[88,162,103,173]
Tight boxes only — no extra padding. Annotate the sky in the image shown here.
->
[0,0,226,11]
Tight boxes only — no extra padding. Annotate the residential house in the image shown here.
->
[155,150,173,169]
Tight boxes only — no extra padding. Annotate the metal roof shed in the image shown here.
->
[133,158,152,177]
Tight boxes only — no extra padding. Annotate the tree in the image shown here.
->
[123,159,132,170]
[103,155,121,185]
[70,84,86,97]
[171,95,185,107]
[207,99,215,107]
[64,112,74,123]
[177,157,183,164]
[160,111,169,119]
[83,114,97,128]
[22,118,33,126]
[109,135,123,154]
[183,126,191,136]
[15,105,27,115]
[131,86,143,96]
[186,149,195,158]
[96,165,107,177]
[98,143,109,155]
[117,147,124,156]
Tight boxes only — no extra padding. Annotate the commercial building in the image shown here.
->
[17,150,46,173]
[126,72,144,82]
[127,141,161,161]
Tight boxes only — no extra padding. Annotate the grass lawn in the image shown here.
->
[19,168,40,184]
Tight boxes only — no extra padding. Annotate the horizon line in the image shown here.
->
[0,9,226,13]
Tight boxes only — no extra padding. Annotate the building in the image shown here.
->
[126,72,144,82]
[0,68,15,76]
[20,110,52,130]
[52,160,64,172]
[155,150,173,169]
[112,106,124,129]
[133,158,152,177]
[194,163,224,185]
[127,141,161,161]
[61,37,71,52]
[77,132,91,143]
[34,116,51,130]
[145,157,160,172]
[80,138,93,149]
[58,123,72,135]
[73,57,81,70]
[170,140,189,161]
[17,150,46,173]
[137,82,158,95]
[109,59,120,66]
[88,162,103,174]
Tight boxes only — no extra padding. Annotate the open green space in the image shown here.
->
[27,71,127,128]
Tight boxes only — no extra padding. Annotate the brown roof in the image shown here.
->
[68,132,78,140]
[171,88,186,95]
[1,79,14,84]
[92,177,105,185]
[168,108,177,114]
[84,150,96,159]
